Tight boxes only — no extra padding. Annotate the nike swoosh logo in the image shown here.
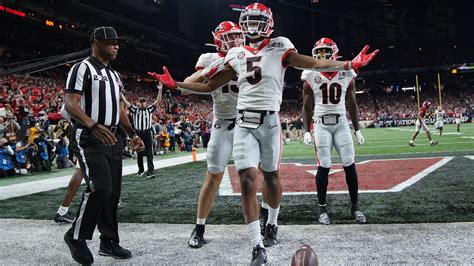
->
[268,124,278,129]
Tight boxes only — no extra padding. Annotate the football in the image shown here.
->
[290,245,318,266]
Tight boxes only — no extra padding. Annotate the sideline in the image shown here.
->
[0,153,206,200]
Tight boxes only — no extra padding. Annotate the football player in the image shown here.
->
[454,107,462,133]
[409,101,438,146]
[149,3,378,265]
[171,21,245,249]
[434,106,445,136]
[302,37,367,225]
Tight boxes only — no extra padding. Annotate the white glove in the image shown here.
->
[355,130,365,145]
[304,132,312,146]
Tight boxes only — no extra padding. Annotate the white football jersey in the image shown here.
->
[301,69,357,117]
[225,36,295,111]
[435,110,445,121]
[196,53,238,120]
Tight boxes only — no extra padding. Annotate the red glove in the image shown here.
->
[344,45,379,70]
[147,66,177,89]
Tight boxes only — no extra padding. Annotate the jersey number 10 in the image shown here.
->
[319,83,342,104]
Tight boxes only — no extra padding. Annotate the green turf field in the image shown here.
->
[0,123,473,224]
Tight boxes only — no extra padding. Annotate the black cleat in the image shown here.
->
[99,239,132,259]
[188,227,206,248]
[430,141,439,146]
[250,245,267,266]
[262,224,278,247]
[64,230,94,265]
[146,171,155,179]
[54,212,76,224]
[409,142,415,147]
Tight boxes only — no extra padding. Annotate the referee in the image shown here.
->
[122,86,162,178]
[63,26,144,265]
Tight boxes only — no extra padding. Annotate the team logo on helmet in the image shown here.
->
[237,51,246,59]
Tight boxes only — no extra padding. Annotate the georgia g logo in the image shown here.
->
[237,52,245,59]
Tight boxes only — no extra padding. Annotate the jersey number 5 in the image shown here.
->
[246,56,262,85]
[319,83,342,104]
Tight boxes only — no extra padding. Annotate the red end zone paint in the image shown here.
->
[227,157,445,193]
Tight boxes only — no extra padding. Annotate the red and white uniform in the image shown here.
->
[301,70,357,168]
[415,105,430,132]
[196,53,238,120]
[224,36,295,171]
[195,52,238,173]
[225,36,295,112]
[454,111,462,124]
[301,69,357,118]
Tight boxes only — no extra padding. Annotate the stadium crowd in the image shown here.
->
[1,73,473,177]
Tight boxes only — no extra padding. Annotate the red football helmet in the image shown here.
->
[239,3,274,39]
[422,100,431,107]
[312,38,339,60]
[212,21,245,53]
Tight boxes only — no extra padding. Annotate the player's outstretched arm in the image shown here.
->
[148,66,234,93]
[285,45,379,72]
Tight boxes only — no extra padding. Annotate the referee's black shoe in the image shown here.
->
[188,226,206,248]
[64,230,93,265]
[99,239,132,259]
[146,171,155,179]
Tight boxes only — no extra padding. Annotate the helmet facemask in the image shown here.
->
[312,47,334,60]
[215,31,245,52]
[239,13,273,39]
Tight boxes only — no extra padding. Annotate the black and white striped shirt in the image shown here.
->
[65,56,123,126]
[129,105,156,131]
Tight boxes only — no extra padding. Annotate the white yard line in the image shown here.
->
[465,155,474,160]
[0,153,206,200]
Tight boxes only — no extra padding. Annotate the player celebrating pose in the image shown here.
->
[409,101,438,146]
[434,106,445,136]
[150,3,378,265]
[302,37,367,225]
[454,107,462,133]
[178,21,245,249]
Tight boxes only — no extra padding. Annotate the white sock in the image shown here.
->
[196,218,206,225]
[267,204,280,226]
[430,140,434,144]
[58,206,68,216]
[247,220,263,248]
[410,140,414,143]
[261,201,269,209]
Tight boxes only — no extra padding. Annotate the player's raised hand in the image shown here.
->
[147,66,177,89]
[348,45,379,70]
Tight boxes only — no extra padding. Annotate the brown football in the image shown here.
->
[290,245,318,266]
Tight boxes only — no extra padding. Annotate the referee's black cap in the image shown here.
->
[90,26,123,43]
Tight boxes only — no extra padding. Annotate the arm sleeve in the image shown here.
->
[65,62,89,94]
[148,105,156,113]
